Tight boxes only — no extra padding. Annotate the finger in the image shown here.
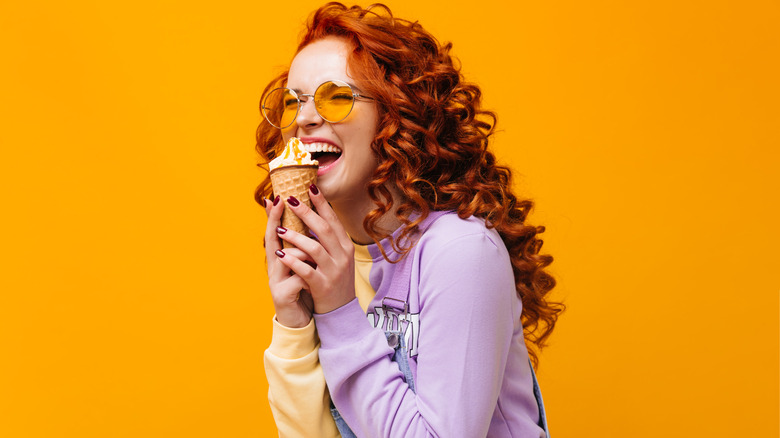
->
[269,245,317,274]
[308,184,348,235]
[284,195,345,256]
[268,208,315,282]
[264,194,280,216]
[274,247,320,286]
[308,185,356,253]
[261,196,277,247]
[275,226,327,267]
[264,195,284,257]
[274,246,310,261]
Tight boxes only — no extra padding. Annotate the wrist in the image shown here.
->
[275,312,312,329]
[314,297,354,315]
[313,284,357,315]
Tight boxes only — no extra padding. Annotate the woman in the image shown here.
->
[256,3,563,437]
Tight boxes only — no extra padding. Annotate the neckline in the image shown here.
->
[352,210,452,262]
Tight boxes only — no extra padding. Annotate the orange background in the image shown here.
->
[1,1,777,437]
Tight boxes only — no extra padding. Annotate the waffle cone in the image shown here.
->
[269,165,318,248]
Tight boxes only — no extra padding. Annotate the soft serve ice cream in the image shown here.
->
[269,137,319,247]
[269,137,318,170]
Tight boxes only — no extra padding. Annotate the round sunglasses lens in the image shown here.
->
[315,81,355,123]
[263,88,298,128]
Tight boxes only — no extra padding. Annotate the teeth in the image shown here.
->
[304,142,342,154]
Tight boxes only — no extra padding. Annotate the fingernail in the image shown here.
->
[275,249,285,258]
[287,196,300,207]
[309,184,319,195]
[276,226,287,234]
[273,195,280,206]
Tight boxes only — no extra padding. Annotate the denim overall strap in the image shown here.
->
[529,359,551,437]
[330,403,355,438]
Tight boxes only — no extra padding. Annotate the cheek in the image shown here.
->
[354,114,379,151]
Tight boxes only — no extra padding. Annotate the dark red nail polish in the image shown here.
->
[276,226,287,234]
[287,196,300,207]
[273,195,280,206]
[275,249,285,258]
[309,184,319,195]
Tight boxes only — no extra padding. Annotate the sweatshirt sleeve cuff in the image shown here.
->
[313,298,373,350]
[267,316,319,359]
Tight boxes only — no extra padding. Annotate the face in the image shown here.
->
[283,37,380,208]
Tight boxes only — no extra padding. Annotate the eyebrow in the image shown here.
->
[289,81,363,94]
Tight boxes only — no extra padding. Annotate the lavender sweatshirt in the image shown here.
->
[309,212,544,437]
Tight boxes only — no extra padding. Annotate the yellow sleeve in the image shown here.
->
[263,317,340,438]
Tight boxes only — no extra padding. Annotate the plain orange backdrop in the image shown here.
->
[1,0,778,437]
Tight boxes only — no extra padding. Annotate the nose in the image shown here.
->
[295,96,324,129]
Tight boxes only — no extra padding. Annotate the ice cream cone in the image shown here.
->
[269,165,318,248]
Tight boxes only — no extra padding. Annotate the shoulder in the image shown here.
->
[412,211,517,310]
[416,211,509,266]
[420,211,504,248]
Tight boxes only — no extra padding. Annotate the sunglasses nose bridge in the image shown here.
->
[295,93,325,126]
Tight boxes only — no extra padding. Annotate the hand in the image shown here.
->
[274,186,356,315]
[263,195,315,328]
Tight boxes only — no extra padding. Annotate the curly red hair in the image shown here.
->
[255,2,563,366]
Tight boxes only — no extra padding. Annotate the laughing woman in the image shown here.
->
[256,3,563,437]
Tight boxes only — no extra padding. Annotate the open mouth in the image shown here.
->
[305,142,343,169]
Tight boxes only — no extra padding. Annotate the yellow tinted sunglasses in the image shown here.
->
[261,80,374,129]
